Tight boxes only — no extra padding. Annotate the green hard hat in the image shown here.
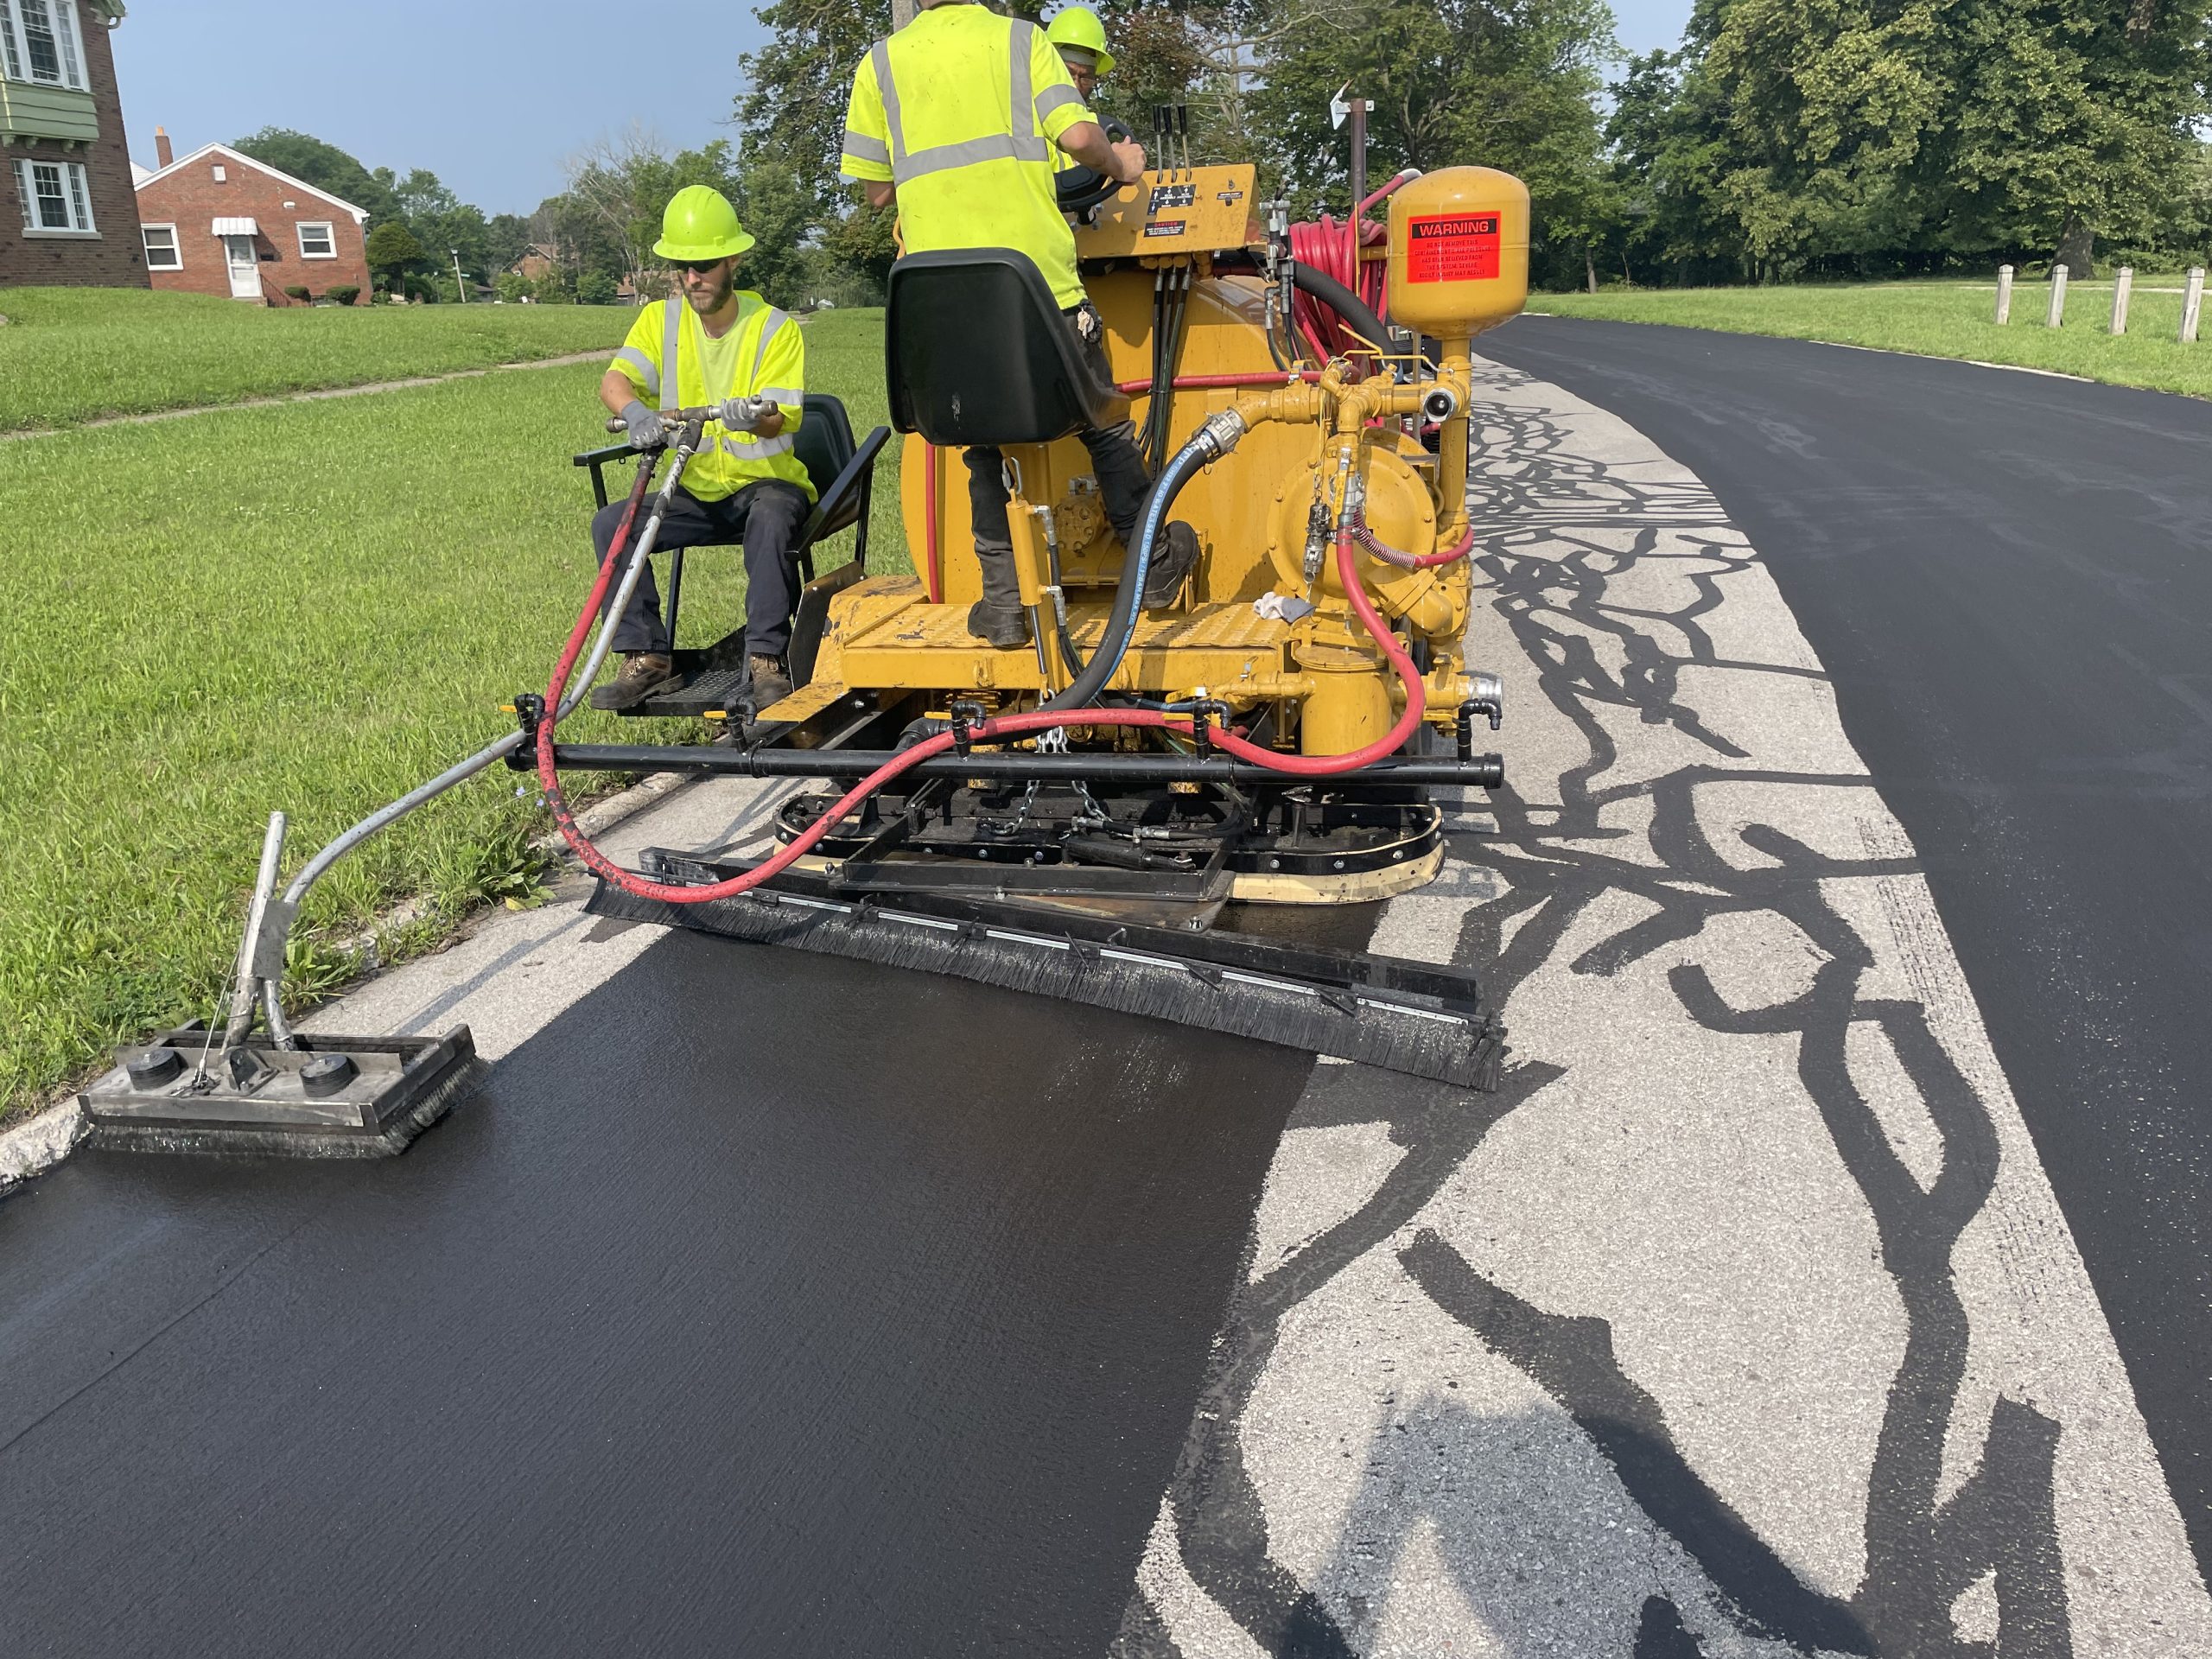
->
[1046,5,1115,76]
[652,185,756,262]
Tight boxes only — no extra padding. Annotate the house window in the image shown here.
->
[0,0,88,91]
[142,222,181,269]
[212,164,226,182]
[296,220,335,259]
[12,157,95,233]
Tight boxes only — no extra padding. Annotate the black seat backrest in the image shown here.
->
[795,391,855,503]
[884,249,1129,448]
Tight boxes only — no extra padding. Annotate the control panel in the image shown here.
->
[1073,163,1261,260]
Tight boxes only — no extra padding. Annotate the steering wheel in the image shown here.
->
[1057,117,1138,220]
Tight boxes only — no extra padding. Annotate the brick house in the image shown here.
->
[0,0,149,289]
[133,133,371,305]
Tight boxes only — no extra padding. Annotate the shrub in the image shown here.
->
[283,284,311,302]
[575,271,618,306]
[324,285,360,307]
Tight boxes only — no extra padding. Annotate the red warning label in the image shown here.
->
[1405,213,1501,283]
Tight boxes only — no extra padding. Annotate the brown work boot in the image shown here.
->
[1144,522,1201,610]
[747,653,792,710]
[966,601,1030,649]
[589,652,675,711]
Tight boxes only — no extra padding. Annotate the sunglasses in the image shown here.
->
[675,258,728,275]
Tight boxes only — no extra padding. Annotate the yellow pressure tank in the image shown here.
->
[1385,167,1530,341]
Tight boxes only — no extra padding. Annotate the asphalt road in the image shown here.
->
[0,931,1311,1656]
[1485,315,2212,1584]
[5,319,2209,1655]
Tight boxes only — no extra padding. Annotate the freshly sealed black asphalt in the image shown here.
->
[1486,315,2212,1578]
[0,929,1310,1656]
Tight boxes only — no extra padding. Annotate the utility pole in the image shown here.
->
[891,0,918,27]
[451,249,468,304]
[1331,83,1373,211]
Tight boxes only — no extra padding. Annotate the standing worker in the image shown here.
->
[588,185,813,711]
[839,0,1198,650]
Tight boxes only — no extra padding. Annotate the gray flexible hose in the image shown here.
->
[260,436,696,1047]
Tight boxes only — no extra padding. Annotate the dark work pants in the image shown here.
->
[964,301,1151,610]
[588,479,811,660]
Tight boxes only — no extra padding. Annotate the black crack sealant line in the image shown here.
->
[1118,380,2070,1658]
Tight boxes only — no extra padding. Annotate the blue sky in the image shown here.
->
[113,0,1695,217]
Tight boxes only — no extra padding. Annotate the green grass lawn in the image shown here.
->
[0,285,630,432]
[0,308,907,1121]
[1529,281,2212,400]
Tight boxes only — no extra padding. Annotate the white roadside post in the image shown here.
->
[2047,264,2069,327]
[1995,264,2013,324]
[2111,266,2133,334]
[2184,268,2205,345]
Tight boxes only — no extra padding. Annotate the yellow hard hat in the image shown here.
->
[1046,6,1115,77]
[652,185,755,262]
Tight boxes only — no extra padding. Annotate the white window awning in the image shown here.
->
[212,216,259,237]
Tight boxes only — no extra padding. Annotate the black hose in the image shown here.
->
[1217,251,1427,369]
[1041,434,1211,713]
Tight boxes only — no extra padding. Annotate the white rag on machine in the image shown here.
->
[1253,591,1316,623]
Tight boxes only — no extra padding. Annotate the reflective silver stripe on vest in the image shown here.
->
[1035,82,1084,121]
[757,385,803,405]
[752,308,791,382]
[613,346,658,396]
[1010,20,1035,142]
[722,433,797,459]
[871,41,906,169]
[842,128,890,165]
[659,300,681,412]
[875,21,1051,186]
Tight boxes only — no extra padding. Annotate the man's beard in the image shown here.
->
[688,273,734,312]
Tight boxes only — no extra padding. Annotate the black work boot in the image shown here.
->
[747,653,792,710]
[966,601,1030,649]
[589,652,675,711]
[1144,522,1201,610]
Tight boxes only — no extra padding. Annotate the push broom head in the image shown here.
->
[77,1025,480,1158]
[589,859,1505,1090]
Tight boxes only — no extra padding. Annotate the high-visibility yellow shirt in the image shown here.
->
[838,4,1093,309]
[607,292,814,504]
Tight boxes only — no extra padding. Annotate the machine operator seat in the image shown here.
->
[885,249,1129,448]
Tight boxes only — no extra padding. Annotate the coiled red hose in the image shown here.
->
[534,522,1428,901]
[1289,173,1415,368]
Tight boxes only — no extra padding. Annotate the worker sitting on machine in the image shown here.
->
[839,0,1198,650]
[588,185,813,711]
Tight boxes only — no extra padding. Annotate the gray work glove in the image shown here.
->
[618,398,666,451]
[713,394,771,434]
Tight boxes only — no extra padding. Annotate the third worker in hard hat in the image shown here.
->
[589,185,813,711]
[1045,6,1114,130]
[839,0,1198,650]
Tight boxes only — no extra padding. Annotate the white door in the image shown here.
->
[223,235,260,300]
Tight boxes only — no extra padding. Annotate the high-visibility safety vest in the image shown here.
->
[607,292,814,504]
[839,3,1094,310]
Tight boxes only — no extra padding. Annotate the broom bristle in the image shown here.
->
[589,883,1503,1090]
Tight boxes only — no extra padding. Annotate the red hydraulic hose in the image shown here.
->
[535,518,1433,903]
[1350,518,1475,570]
[1116,371,1323,395]
[1203,531,1426,774]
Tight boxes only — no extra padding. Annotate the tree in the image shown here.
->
[735,0,894,208]
[232,128,398,224]
[1253,0,1618,288]
[1664,0,2212,277]
[365,221,424,295]
[486,212,536,274]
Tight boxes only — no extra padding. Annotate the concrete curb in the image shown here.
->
[0,1100,86,1197]
[0,764,689,1199]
